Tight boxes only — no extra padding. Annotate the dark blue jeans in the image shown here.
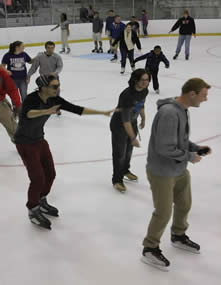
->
[13,79,28,102]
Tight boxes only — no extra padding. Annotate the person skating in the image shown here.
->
[129,16,140,36]
[134,45,169,94]
[105,10,115,53]
[110,69,150,192]
[51,13,71,54]
[91,11,103,53]
[112,23,141,74]
[142,78,211,271]
[141,10,148,37]
[169,10,196,60]
[1,41,32,102]
[14,74,115,230]
[0,68,21,142]
[109,15,125,62]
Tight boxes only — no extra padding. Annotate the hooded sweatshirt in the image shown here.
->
[146,97,200,177]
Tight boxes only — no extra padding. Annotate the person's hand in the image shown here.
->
[139,119,145,129]
[191,154,202,164]
[131,138,140,147]
[46,105,61,115]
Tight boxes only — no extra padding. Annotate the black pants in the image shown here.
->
[111,126,137,184]
[148,68,159,90]
[142,23,148,36]
[120,48,134,68]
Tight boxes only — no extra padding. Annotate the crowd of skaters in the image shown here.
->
[0,8,213,272]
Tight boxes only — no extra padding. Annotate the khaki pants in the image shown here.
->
[143,169,192,248]
[0,99,17,142]
[61,29,70,49]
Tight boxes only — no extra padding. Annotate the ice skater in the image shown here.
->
[110,69,150,192]
[169,10,196,60]
[142,78,211,271]
[51,13,71,54]
[134,45,169,94]
[14,74,115,230]
[0,68,21,142]
[91,11,103,53]
[112,23,141,74]
[1,41,32,102]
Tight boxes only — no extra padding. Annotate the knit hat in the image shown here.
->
[36,75,52,88]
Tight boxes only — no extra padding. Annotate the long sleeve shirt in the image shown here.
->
[14,91,84,144]
[171,16,196,35]
[0,68,21,107]
[134,50,169,70]
[27,52,63,78]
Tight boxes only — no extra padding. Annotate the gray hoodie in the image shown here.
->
[146,97,200,177]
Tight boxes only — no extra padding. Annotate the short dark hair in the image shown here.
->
[36,74,58,90]
[132,16,136,18]
[61,13,67,21]
[182,78,211,94]
[184,10,189,15]
[154,45,161,50]
[109,9,114,13]
[114,15,120,19]
[45,41,55,48]
[128,69,151,88]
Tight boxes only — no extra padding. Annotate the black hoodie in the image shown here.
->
[171,16,196,35]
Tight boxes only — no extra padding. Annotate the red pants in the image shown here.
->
[16,140,56,209]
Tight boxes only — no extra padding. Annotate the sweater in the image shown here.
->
[27,52,63,77]
[0,68,21,107]
[171,16,196,35]
[146,98,200,176]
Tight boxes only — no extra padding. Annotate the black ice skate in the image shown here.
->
[66,48,71,54]
[141,247,170,271]
[173,54,178,60]
[92,48,98,53]
[98,47,103,53]
[40,197,59,217]
[29,205,51,230]
[185,55,189,60]
[59,48,65,54]
[171,234,200,254]
[110,55,117,62]
[107,49,112,54]
[120,67,125,74]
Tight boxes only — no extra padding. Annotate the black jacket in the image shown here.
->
[112,30,141,51]
[134,50,169,70]
[171,16,196,35]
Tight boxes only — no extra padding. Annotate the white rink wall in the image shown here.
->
[0,19,221,47]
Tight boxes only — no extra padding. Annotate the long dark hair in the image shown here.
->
[128,68,151,88]
[9,41,23,54]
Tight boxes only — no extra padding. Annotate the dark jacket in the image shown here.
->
[112,30,141,51]
[134,50,169,70]
[171,16,196,35]
[92,17,103,33]
[110,22,125,39]
[105,16,114,32]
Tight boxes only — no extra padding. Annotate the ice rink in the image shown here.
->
[0,35,221,284]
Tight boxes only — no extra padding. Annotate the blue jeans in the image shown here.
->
[13,79,28,102]
[176,34,192,56]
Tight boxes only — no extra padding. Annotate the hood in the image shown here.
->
[156,97,185,111]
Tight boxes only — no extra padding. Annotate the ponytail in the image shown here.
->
[9,41,23,54]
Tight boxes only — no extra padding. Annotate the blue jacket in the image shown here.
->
[134,50,169,70]
[110,22,125,39]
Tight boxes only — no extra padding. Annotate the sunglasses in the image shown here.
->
[48,84,60,90]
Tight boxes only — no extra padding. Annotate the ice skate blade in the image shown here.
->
[123,177,138,182]
[141,256,170,272]
[30,220,51,230]
[171,242,200,254]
